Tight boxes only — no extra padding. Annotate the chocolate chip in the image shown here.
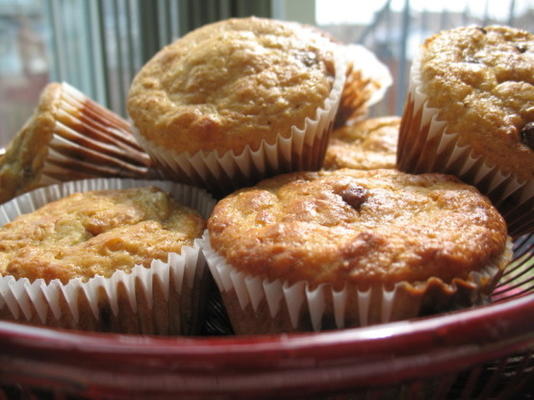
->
[516,44,527,53]
[340,185,368,211]
[520,122,534,150]
[476,26,487,34]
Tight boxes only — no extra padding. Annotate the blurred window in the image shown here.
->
[0,0,532,147]
[0,0,49,146]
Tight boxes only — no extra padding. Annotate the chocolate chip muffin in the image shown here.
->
[398,25,534,235]
[204,169,511,334]
[0,181,213,335]
[0,83,154,204]
[128,17,347,194]
[323,116,399,170]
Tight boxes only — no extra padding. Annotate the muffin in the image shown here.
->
[281,25,392,129]
[397,25,534,236]
[335,45,393,128]
[0,178,215,335]
[0,82,156,204]
[203,169,512,334]
[128,17,347,195]
[323,116,399,170]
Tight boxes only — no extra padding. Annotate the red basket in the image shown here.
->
[1,235,533,400]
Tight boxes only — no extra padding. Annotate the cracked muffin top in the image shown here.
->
[208,169,508,289]
[128,17,338,156]
[0,187,205,283]
[323,116,399,170]
[418,25,534,181]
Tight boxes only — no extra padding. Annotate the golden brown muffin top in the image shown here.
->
[128,17,337,156]
[0,83,60,204]
[419,25,534,182]
[323,116,399,170]
[0,187,205,283]
[208,169,508,289]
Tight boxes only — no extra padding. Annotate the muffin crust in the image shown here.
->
[128,17,337,155]
[323,116,399,170]
[208,169,508,288]
[420,25,534,181]
[0,83,60,204]
[0,187,205,283]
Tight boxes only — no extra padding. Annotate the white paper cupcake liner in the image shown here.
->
[133,54,348,196]
[0,178,216,335]
[335,44,393,127]
[39,83,158,187]
[201,231,512,334]
[397,53,533,236]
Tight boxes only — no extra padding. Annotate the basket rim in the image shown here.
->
[1,281,533,397]
[1,294,532,396]
[0,293,534,366]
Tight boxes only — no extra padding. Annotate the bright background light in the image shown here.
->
[316,0,534,25]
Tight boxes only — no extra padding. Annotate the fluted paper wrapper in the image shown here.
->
[134,55,348,196]
[397,53,534,236]
[39,83,157,187]
[335,44,393,128]
[0,178,215,335]
[202,231,512,335]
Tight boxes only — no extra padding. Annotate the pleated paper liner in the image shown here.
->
[397,50,533,237]
[201,231,513,335]
[0,178,216,335]
[335,44,393,128]
[39,83,158,186]
[133,54,348,197]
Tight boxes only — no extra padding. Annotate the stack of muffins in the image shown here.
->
[0,17,530,336]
